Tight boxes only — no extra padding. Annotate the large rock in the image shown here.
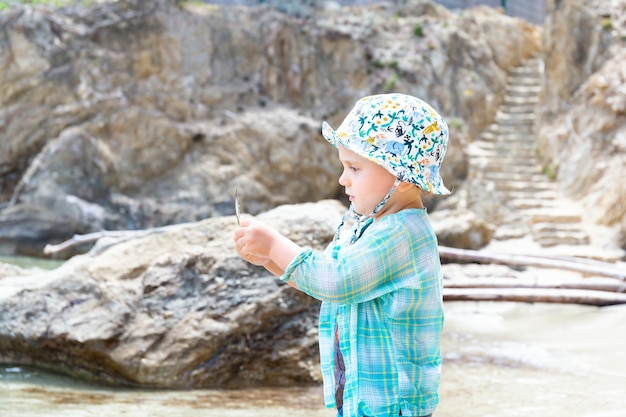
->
[0,200,346,388]
[430,208,496,250]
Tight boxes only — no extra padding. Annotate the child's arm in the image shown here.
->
[233,249,283,276]
[261,260,285,277]
[233,247,299,288]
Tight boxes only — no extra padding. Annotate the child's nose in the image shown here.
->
[338,170,349,187]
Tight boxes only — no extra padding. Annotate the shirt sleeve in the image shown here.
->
[280,219,436,304]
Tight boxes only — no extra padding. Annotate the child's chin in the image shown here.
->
[352,205,367,216]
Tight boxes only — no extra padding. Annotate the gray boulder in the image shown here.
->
[0,200,346,388]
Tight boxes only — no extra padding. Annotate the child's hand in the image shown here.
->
[234,239,270,267]
[233,217,277,260]
[233,217,303,273]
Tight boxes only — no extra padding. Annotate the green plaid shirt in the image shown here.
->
[281,209,444,417]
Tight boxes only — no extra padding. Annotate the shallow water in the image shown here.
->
[438,302,626,417]
[2,301,626,417]
[0,255,64,270]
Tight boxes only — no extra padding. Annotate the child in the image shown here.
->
[233,93,448,417]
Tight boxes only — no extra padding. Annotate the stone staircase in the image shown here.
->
[467,58,623,262]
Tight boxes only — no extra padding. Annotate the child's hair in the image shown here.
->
[322,93,449,195]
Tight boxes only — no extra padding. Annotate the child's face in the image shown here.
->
[337,145,396,216]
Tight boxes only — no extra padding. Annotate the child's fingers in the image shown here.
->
[233,218,255,240]
[239,217,253,227]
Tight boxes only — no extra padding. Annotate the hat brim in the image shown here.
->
[321,121,340,148]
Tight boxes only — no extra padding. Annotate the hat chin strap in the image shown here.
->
[351,178,401,219]
[334,179,402,244]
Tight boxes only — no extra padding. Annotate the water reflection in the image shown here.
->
[439,302,626,417]
[1,368,333,417]
[2,302,626,417]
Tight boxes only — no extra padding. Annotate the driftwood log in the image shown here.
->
[439,247,626,306]
[443,287,626,306]
[43,228,177,255]
[445,277,626,293]
[43,231,626,306]
[438,246,625,280]
[443,277,626,306]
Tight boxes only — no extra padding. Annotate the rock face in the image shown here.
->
[536,0,626,247]
[0,0,540,256]
[430,208,495,249]
[0,200,346,388]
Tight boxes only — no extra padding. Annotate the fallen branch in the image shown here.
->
[439,246,625,280]
[443,287,626,306]
[43,230,139,255]
[42,223,195,255]
[444,277,626,293]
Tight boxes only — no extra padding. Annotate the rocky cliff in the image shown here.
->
[536,0,626,247]
[0,0,540,256]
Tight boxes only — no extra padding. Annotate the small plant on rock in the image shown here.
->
[413,23,424,37]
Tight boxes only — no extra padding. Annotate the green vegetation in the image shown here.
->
[413,23,424,38]
[601,17,613,31]
[371,60,385,69]
[369,59,401,72]
[542,162,559,180]
[447,118,464,130]
[383,72,398,92]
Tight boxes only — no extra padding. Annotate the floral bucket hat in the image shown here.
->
[322,93,450,195]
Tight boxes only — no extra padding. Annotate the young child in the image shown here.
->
[233,93,449,417]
